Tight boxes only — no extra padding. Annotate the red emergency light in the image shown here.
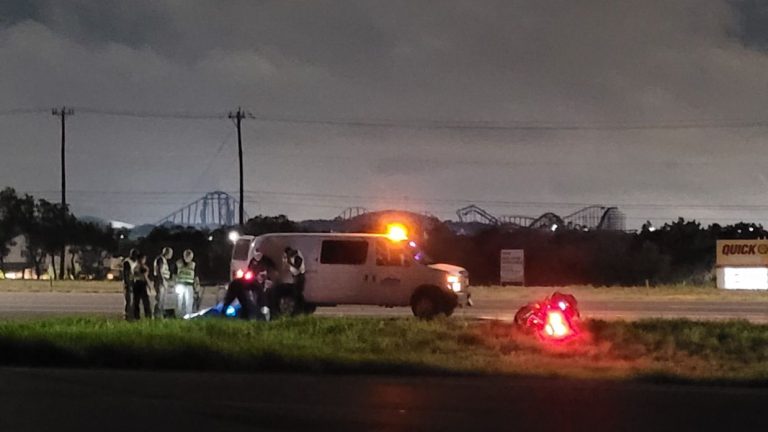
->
[543,309,572,339]
[234,269,255,281]
[514,292,580,342]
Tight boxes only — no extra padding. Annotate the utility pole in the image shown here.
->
[228,107,252,226]
[52,106,73,280]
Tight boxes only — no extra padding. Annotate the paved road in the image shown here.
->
[1,367,765,431]
[0,291,767,322]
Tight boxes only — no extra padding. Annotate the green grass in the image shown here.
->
[0,317,498,374]
[1,316,768,384]
[472,284,768,302]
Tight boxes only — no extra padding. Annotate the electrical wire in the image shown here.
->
[28,188,768,212]
[73,107,225,120]
[7,106,768,130]
[0,108,49,116]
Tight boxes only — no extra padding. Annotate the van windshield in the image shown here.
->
[408,241,436,265]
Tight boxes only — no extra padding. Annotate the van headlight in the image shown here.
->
[447,275,462,293]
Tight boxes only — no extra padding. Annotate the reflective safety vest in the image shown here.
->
[155,256,171,281]
[287,251,305,276]
[176,260,196,285]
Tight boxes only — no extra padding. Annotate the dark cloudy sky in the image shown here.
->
[2,0,768,227]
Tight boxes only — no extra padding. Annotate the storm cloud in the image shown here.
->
[1,0,768,226]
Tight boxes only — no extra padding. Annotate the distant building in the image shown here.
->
[1,235,50,279]
[1,235,91,280]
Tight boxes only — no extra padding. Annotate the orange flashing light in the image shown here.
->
[385,223,408,242]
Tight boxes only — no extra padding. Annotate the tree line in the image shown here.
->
[0,186,758,285]
[421,218,763,286]
[0,189,304,282]
[0,188,116,279]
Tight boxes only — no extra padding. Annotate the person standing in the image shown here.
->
[132,254,152,320]
[284,246,306,305]
[153,247,173,318]
[122,248,139,320]
[175,249,197,317]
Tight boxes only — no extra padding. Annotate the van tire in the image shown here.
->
[270,285,300,318]
[303,303,317,315]
[411,286,449,320]
[275,293,298,317]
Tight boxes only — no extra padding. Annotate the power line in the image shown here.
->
[74,107,224,120]
[29,188,768,212]
[244,114,768,131]
[0,108,49,116]
[192,127,235,189]
[8,106,768,131]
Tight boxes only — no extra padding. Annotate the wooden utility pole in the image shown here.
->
[52,106,73,280]
[228,107,251,226]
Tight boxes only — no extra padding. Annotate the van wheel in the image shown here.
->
[275,294,299,317]
[303,303,317,315]
[411,290,444,320]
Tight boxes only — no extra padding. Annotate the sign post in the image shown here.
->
[716,239,768,290]
[500,249,525,285]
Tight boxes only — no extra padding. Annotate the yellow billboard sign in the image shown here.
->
[716,240,768,266]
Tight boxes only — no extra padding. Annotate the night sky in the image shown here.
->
[2,0,768,227]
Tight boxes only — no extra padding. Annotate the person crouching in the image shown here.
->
[222,254,273,320]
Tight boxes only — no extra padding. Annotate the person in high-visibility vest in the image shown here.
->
[153,247,173,318]
[175,249,197,317]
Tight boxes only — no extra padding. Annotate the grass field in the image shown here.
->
[471,284,768,302]
[1,316,767,384]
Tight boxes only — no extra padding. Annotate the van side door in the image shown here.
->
[365,239,413,306]
[309,239,371,304]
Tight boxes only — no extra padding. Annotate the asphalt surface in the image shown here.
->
[1,367,765,431]
[0,291,767,322]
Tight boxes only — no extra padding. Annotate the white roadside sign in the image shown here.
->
[500,249,525,285]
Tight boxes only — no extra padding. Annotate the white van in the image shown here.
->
[230,233,471,318]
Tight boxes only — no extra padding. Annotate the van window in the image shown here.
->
[376,239,410,267]
[320,240,368,265]
[232,238,251,261]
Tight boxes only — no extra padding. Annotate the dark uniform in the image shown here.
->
[132,255,152,320]
[223,257,273,320]
[122,249,139,320]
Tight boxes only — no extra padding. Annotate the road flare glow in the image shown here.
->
[544,310,572,339]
